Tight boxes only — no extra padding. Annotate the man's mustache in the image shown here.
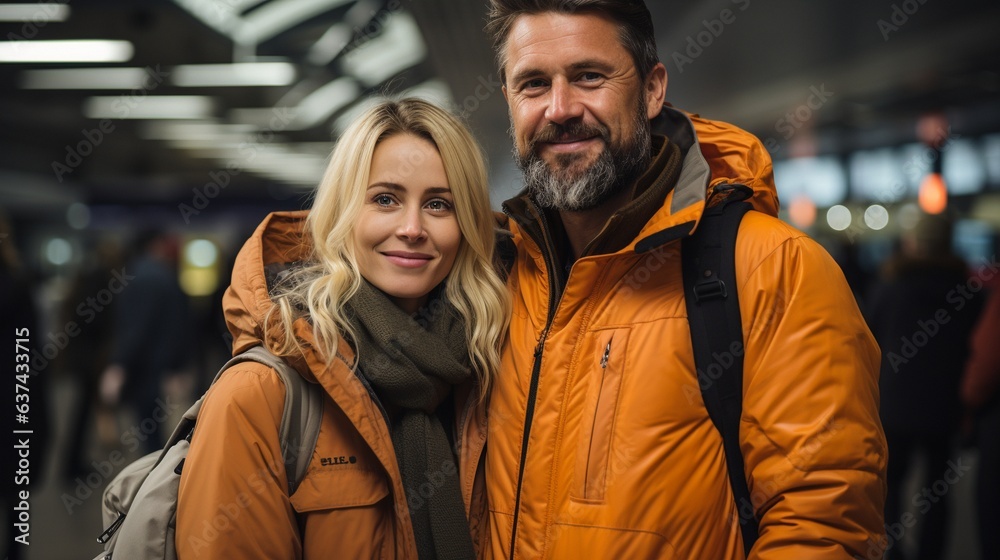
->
[527,121,610,153]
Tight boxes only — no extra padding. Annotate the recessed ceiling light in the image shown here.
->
[83,96,215,120]
[0,40,133,63]
[20,67,150,89]
[0,3,70,22]
[172,62,297,87]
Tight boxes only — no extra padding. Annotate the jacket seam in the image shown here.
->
[540,264,614,557]
[549,521,673,547]
[738,231,809,293]
[742,410,884,476]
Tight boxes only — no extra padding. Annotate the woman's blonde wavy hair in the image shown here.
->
[266,98,509,398]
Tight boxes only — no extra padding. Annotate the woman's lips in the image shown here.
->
[382,251,433,268]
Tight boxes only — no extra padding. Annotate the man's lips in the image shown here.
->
[381,251,433,268]
[539,136,600,153]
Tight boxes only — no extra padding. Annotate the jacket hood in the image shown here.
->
[637,105,779,250]
[659,105,778,214]
[223,210,356,380]
[503,105,780,255]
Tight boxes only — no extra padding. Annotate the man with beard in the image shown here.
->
[484,1,888,559]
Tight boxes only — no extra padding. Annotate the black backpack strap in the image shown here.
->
[681,185,758,554]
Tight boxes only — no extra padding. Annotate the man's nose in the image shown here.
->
[544,78,584,124]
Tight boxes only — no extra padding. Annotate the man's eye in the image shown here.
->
[524,79,547,90]
[580,72,602,82]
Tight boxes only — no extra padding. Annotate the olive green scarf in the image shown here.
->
[345,281,474,560]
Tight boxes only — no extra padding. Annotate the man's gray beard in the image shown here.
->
[520,148,618,211]
[515,116,652,212]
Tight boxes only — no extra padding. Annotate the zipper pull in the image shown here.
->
[600,340,612,369]
[534,329,549,358]
[97,511,126,544]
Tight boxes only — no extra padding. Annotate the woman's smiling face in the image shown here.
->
[352,133,461,314]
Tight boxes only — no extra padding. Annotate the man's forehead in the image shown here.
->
[504,11,631,73]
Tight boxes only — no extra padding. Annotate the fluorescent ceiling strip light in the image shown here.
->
[228,106,299,127]
[307,23,352,66]
[403,79,455,108]
[291,77,360,129]
[307,0,382,65]
[340,12,426,87]
[0,40,133,63]
[19,67,151,89]
[333,96,379,134]
[0,3,70,22]
[225,0,268,13]
[172,0,239,38]
[236,0,353,44]
[172,62,296,87]
[83,95,215,120]
[167,138,246,151]
[141,121,256,141]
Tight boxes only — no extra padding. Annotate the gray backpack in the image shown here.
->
[92,345,324,560]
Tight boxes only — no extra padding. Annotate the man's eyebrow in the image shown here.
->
[509,67,546,87]
[568,60,616,74]
[509,59,616,86]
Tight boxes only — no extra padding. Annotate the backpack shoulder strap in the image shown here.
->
[214,346,324,495]
[681,185,758,554]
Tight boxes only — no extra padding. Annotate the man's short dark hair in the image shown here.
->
[485,0,659,84]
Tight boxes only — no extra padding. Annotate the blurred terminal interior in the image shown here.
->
[1,0,1000,559]
[1,0,999,298]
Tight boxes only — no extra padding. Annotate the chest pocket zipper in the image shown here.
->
[574,330,628,501]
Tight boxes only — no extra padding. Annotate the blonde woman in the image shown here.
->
[176,98,509,559]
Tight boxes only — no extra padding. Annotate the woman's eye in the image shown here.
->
[373,194,394,206]
[426,199,453,212]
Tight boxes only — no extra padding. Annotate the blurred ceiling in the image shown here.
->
[1,0,998,214]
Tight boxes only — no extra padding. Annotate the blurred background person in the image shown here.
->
[960,272,1000,560]
[99,228,195,455]
[55,235,124,482]
[866,214,985,560]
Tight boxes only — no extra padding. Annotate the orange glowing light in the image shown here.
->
[918,173,947,215]
[788,195,817,229]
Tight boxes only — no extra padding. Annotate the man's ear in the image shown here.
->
[644,62,668,119]
[502,84,509,104]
